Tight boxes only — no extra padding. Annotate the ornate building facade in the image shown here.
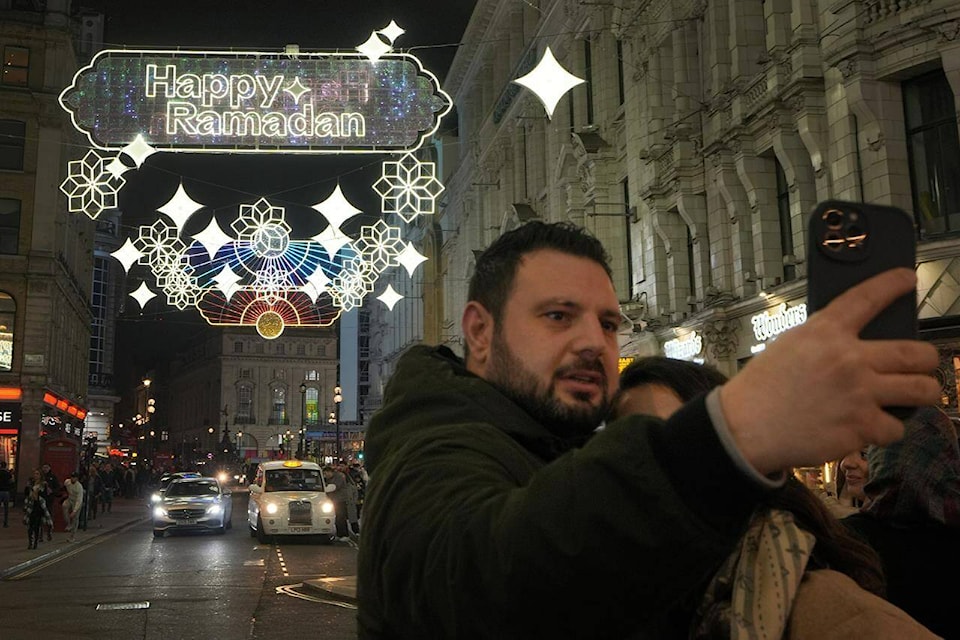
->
[372,0,960,412]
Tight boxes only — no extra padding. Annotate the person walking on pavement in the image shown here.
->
[61,471,83,543]
[322,465,349,540]
[100,462,117,514]
[23,469,52,549]
[40,463,58,542]
[0,460,13,527]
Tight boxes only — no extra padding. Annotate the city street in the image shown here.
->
[0,493,358,640]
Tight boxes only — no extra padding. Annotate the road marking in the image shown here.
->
[97,601,150,611]
[276,583,357,610]
[244,559,265,566]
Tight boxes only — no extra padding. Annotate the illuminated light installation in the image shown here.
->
[512,46,586,120]
[58,24,444,336]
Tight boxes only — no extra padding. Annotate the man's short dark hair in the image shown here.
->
[467,221,613,325]
[619,356,728,402]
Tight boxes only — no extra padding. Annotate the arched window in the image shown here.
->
[305,387,318,424]
[0,291,13,371]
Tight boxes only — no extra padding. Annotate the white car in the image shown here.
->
[153,477,233,537]
[247,460,337,543]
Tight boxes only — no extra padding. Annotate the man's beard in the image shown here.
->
[487,331,609,439]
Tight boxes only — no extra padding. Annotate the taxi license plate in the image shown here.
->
[289,527,310,533]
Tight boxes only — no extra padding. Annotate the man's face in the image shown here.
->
[471,250,622,438]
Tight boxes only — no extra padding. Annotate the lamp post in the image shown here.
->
[236,431,243,461]
[298,383,306,458]
[207,426,215,454]
[332,385,343,461]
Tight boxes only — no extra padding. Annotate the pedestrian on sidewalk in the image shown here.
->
[40,463,58,541]
[0,460,13,527]
[23,470,52,549]
[61,471,84,543]
[100,462,117,514]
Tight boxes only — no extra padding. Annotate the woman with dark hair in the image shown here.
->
[614,356,936,638]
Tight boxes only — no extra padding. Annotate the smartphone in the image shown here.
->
[806,200,918,418]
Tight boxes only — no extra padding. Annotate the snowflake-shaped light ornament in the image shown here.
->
[513,46,586,119]
[59,149,127,220]
[354,219,404,274]
[232,198,291,256]
[373,153,445,223]
[330,256,377,312]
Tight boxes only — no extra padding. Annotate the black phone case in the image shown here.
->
[807,200,917,340]
[806,200,918,419]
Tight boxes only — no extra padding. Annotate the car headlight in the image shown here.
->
[320,501,334,514]
[217,472,229,483]
[150,493,161,503]
[207,504,222,516]
[265,503,278,515]
[153,507,167,519]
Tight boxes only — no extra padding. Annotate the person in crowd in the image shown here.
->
[825,448,871,518]
[843,405,960,639]
[61,471,84,543]
[23,469,52,550]
[83,464,103,525]
[356,221,940,638]
[100,462,117,514]
[40,463,58,542]
[616,356,935,638]
[342,463,361,537]
[0,460,13,528]
[322,465,349,540]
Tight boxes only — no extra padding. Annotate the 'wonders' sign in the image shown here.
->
[59,49,451,154]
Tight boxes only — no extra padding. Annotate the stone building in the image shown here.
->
[373,0,960,414]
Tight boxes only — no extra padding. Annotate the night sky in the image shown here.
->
[82,0,477,397]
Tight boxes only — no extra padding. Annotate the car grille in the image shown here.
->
[168,508,206,520]
[288,501,312,525]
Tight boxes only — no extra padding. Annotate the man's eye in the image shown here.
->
[545,311,567,321]
[601,321,619,333]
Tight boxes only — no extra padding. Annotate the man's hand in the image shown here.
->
[719,268,940,475]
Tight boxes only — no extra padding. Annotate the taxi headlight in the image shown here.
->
[266,503,279,515]
[320,501,334,514]
[153,507,167,519]
[207,504,222,516]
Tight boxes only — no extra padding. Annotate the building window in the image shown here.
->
[296,343,305,355]
[254,343,263,354]
[88,258,108,379]
[775,160,796,282]
[239,368,251,379]
[583,39,594,125]
[904,70,960,237]
[0,120,26,171]
[271,387,286,424]
[305,387,318,424]
[234,341,243,353]
[0,199,20,255]
[0,291,14,371]
[2,47,29,87]
[616,40,625,106]
[306,369,318,381]
[237,386,252,419]
[277,343,285,355]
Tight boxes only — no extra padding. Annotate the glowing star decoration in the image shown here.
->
[158,182,204,232]
[396,241,428,277]
[357,31,392,62]
[378,20,405,44]
[283,77,312,105]
[119,134,157,168]
[59,149,126,219]
[302,265,331,303]
[129,281,156,310]
[110,238,144,273]
[311,225,353,260]
[213,264,242,301]
[512,46,586,119]
[105,157,131,180]
[376,284,404,311]
[311,184,363,233]
[256,310,285,340]
[192,216,234,260]
[373,153,445,223]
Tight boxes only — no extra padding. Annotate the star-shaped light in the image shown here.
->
[120,134,157,168]
[378,20,405,44]
[513,46,585,119]
[105,157,132,180]
[129,281,156,310]
[158,182,204,232]
[310,225,353,259]
[213,264,243,301]
[357,31,392,62]
[192,216,234,260]
[396,241,428,277]
[302,265,332,303]
[311,184,363,232]
[110,237,144,273]
[377,284,404,310]
[283,77,312,105]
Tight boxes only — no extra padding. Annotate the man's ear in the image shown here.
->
[462,301,494,373]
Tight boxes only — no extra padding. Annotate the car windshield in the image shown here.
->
[166,480,220,497]
[264,469,322,492]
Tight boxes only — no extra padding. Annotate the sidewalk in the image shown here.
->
[0,496,149,579]
[302,574,358,603]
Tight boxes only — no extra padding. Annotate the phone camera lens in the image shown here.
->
[846,226,866,248]
[823,209,844,229]
[823,231,844,251]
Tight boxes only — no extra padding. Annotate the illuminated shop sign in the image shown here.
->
[59,50,452,154]
[750,302,807,353]
[0,331,11,371]
[0,401,20,436]
[618,357,635,373]
[664,332,703,361]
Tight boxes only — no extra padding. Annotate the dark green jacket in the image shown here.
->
[357,345,767,639]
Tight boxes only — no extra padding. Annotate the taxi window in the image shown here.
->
[265,469,322,492]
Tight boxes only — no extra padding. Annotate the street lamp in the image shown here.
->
[332,385,343,461]
[298,383,306,458]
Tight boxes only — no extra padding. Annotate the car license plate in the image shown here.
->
[181,519,196,525]
[289,526,310,533]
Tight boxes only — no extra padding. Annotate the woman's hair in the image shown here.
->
[618,356,886,596]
